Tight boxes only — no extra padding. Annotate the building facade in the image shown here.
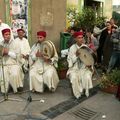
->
[0,0,66,51]
[0,0,112,51]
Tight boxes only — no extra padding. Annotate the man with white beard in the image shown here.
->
[15,28,30,73]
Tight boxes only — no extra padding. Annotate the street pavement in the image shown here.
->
[0,74,120,120]
[53,91,120,120]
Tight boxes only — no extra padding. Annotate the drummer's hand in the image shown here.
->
[22,54,29,59]
[36,50,43,57]
[2,48,9,56]
[76,50,80,56]
[43,57,51,63]
[86,65,94,72]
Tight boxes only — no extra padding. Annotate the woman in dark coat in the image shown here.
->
[97,21,113,73]
[97,28,108,64]
[103,30,113,67]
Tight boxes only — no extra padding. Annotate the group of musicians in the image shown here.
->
[0,26,94,99]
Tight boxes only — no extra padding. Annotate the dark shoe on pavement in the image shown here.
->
[17,87,23,93]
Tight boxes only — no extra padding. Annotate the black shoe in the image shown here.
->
[17,87,23,92]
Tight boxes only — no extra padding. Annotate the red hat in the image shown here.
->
[37,31,46,37]
[17,28,25,33]
[2,28,10,35]
[73,32,83,38]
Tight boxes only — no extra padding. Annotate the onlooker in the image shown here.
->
[102,21,113,67]
[107,27,120,73]
[110,18,118,28]
[15,28,31,73]
[85,29,98,52]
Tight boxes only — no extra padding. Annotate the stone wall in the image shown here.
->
[103,0,112,19]
[0,0,6,22]
[0,0,112,51]
[31,0,66,51]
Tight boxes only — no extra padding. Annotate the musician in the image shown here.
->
[15,28,31,73]
[0,19,14,42]
[67,31,93,99]
[0,28,24,93]
[29,31,59,93]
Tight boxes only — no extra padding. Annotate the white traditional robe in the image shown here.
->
[14,37,31,70]
[29,41,59,93]
[0,39,24,93]
[67,43,93,99]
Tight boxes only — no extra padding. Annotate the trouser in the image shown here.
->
[97,47,103,64]
[107,51,120,73]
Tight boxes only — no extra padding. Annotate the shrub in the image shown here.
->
[99,69,120,88]
[67,7,106,30]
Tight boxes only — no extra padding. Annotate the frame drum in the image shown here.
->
[41,40,55,59]
[78,46,96,66]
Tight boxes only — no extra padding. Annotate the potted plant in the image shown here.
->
[57,57,68,79]
[99,69,120,94]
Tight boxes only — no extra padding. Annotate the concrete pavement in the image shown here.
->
[53,91,120,120]
[0,76,120,120]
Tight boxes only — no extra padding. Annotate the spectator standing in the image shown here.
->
[107,26,120,73]
[97,21,112,66]
[102,22,113,67]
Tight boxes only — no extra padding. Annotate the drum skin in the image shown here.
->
[78,46,97,66]
[41,40,55,59]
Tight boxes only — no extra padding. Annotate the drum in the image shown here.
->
[41,40,55,59]
[78,46,97,66]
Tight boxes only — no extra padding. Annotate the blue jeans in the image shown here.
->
[107,51,120,72]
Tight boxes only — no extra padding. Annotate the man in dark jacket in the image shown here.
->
[107,27,120,73]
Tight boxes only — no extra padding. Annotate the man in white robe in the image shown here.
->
[0,28,24,93]
[14,28,31,73]
[29,31,59,93]
[67,32,93,99]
